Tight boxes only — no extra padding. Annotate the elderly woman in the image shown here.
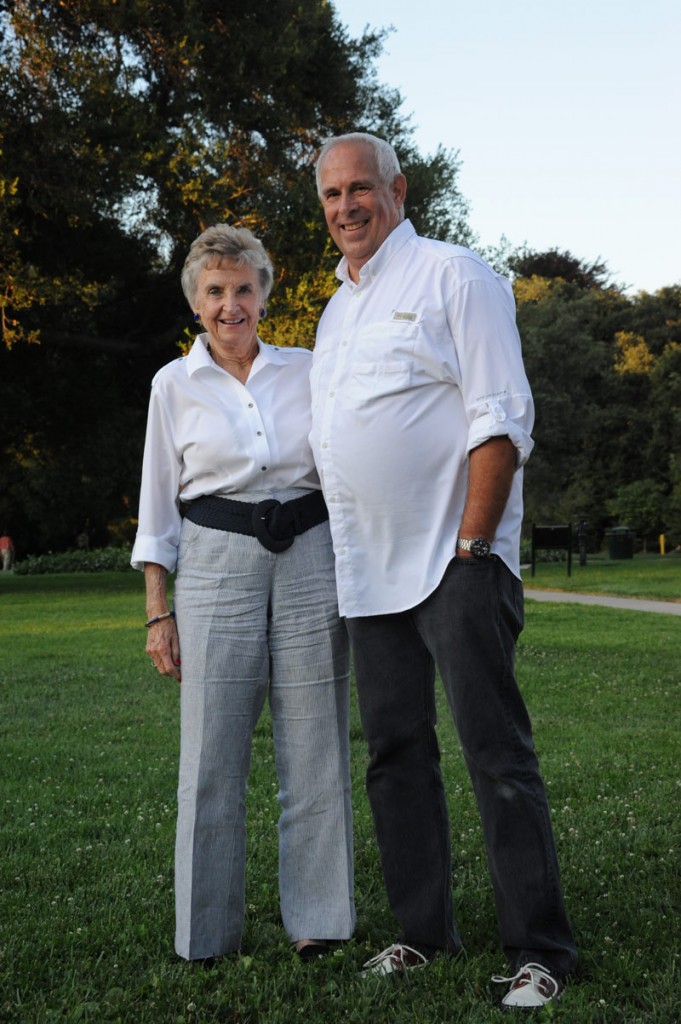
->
[131,224,354,962]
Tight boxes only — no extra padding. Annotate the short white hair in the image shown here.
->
[181,224,273,308]
[315,132,402,197]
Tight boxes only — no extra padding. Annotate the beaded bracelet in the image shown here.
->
[145,610,176,628]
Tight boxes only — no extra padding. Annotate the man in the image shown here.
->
[309,133,577,1009]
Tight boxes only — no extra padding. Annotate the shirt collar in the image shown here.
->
[335,218,416,287]
[186,334,287,377]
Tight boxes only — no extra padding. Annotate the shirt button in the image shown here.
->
[322,442,329,449]
[256,430,263,436]
[329,390,335,397]
[248,402,254,408]
[261,466,267,471]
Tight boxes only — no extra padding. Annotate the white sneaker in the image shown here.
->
[492,962,565,1008]
[361,943,430,977]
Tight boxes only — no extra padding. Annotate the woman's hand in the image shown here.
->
[146,616,182,682]
[144,562,181,682]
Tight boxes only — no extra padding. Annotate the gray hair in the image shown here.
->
[315,132,402,197]
[181,224,274,307]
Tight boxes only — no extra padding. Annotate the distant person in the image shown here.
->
[131,224,354,963]
[0,533,15,571]
[310,132,576,1008]
[76,519,91,551]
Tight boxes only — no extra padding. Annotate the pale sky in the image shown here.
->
[332,0,681,294]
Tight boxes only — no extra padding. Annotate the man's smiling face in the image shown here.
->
[319,141,406,282]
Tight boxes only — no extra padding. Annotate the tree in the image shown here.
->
[0,0,472,556]
[613,289,681,544]
[510,248,612,290]
[0,1,370,351]
[607,480,666,551]
[513,257,626,534]
[514,251,681,546]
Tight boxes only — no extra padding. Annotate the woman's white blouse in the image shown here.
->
[131,335,319,572]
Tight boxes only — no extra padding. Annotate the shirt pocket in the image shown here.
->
[346,359,413,405]
[355,319,421,359]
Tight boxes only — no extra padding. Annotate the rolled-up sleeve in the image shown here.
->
[467,393,534,467]
[447,272,534,467]
[130,382,183,573]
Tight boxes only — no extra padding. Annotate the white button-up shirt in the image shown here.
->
[309,220,534,618]
[131,335,319,572]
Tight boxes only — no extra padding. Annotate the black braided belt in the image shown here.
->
[182,491,329,554]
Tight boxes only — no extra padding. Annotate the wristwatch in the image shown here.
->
[456,536,491,559]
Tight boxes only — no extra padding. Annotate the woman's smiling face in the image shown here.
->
[194,258,262,356]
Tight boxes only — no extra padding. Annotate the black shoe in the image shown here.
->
[297,942,331,962]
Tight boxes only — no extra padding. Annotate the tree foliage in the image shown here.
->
[0,0,471,556]
[1,4,679,559]
[514,254,681,546]
[607,479,666,550]
[1,0,364,351]
[510,248,612,290]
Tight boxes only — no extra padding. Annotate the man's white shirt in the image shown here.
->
[309,220,534,618]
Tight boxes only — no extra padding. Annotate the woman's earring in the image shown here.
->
[193,312,200,323]
[259,308,266,319]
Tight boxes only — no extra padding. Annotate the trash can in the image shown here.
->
[607,526,635,559]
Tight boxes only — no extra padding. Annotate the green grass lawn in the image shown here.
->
[1,570,679,1023]
[523,550,681,602]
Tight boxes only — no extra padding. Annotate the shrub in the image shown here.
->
[13,547,134,575]
[519,540,568,564]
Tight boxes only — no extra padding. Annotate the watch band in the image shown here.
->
[456,536,491,558]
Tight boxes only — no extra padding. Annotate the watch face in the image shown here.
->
[471,537,491,558]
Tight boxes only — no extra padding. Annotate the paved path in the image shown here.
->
[523,588,681,616]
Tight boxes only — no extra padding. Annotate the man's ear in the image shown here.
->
[392,173,408,209]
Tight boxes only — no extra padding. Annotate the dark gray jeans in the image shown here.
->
[347,555,577,976]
